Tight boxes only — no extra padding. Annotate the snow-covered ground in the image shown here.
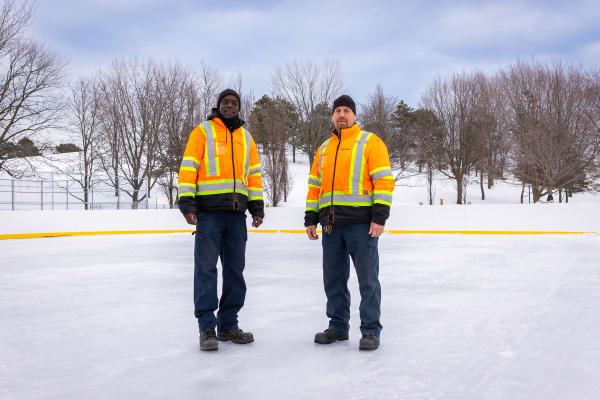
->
[1,232,599,399]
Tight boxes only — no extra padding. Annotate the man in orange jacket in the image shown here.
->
[305,95,394,351]
[178,89,264,351]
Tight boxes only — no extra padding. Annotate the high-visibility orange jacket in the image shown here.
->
[304,123,394,227]
[178,115,264,217]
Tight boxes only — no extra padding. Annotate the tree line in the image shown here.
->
[1,0,599,207]
[359,63,600,204]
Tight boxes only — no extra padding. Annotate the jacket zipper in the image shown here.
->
[326,131,342,232]
[229,128,239,210]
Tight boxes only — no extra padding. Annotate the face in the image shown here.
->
[332,106,356,131]
[219,95,240,119]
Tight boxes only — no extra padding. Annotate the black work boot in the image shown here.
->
[200,329,218,351]
[359,334,380,350]
[217,328,254,344]
[314,328,349,344]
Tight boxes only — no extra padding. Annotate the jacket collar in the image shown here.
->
[331,123,360,139]
[208,108,245,132]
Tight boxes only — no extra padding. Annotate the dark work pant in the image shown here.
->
[321,223,382,336]
[194,211,247,332]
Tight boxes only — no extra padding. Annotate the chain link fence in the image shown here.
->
[0,177,172,210]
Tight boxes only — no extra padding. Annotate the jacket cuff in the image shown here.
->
[178,197,197,216]
[248,200,265,218]
[371,204,390,226]
[304,211,319,227]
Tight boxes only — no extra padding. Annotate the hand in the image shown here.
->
[369,222,384,238]
[184,212,197,225]
[252,216,263,228]
[306,225,319,240]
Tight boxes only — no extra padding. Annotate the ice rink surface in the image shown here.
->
[1,232,600,400]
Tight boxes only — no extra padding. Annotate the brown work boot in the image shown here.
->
[217,328,254,344]
[200,329,218,351]
[314,328,349,344]
[359,334,380,350]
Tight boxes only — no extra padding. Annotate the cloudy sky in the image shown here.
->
[31,0,600,108]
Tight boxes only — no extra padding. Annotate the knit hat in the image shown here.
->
[332,95,356,115]
[217,89,241,108]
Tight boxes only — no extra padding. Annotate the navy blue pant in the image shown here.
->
[194,211,247,332]
[322,223,382,336]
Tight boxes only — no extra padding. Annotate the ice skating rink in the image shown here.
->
[1,233,599,399]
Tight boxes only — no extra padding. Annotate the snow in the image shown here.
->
[2,146,600,399]
[1,233,599,399]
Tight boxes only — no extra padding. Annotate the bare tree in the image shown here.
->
[360,85,411,179]
[0,0,66,174]
[156,63,200,208]
[47,77,102,209]
[197,62,223,120]
[97,71,123,201]
[271,59,344,165]
[499,61,600,202]
[421,72,480,204]
[97,59,165,209]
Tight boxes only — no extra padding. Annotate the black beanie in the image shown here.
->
[217,89,241,108]
[332,95,356,115]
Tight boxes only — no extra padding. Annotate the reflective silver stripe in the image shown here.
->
[308,177,321,186]
[178,184,196,194]
[249,166,261,175]
[306,202,319,211]
[371,168,393,182]
[248,189,263,199]
[349,131,370,195]
[242,128,251,183]
[196,181,248,194]
[372,193,393,203]
[203,121,217,176]
[318,194,373,207]
[318,138,331,175]
[180,159,199,170]
[306,200,319,211]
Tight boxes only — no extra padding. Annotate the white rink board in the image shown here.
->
[1,204,599,235]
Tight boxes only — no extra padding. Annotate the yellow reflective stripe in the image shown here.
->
[249,172,262,177]
[248,187,262,191]
[179,166,197,173]
[358,133,372,195]
[348,132,360,195]
[318,201,373,209]
[242,128,249,185]
[249,163,260,170]
[196,188,249,196]
[306,208,319,212]
[369,166,391,175]
[200,124,211,176]
[308,184,320,189]
[309,174,320,181]
[178,192,195,198]
[183,156,200,165]
[373,190,393,195]
[374,200,392,206]
[248,197,263,201]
